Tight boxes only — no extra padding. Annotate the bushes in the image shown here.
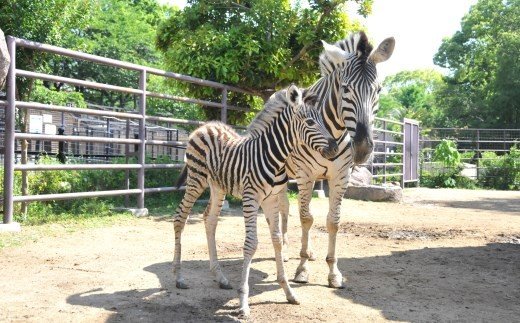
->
[420,142,519,190]
[420,139,476,189]
[478,147,520,190]
[2,155,184,224]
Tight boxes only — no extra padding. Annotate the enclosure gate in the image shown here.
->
[403,118,420,185]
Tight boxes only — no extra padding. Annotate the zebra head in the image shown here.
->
[319,32,395,165]
[286,85,338,160]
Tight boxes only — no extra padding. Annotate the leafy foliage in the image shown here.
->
[0,0,94,98]
[434,139,461,168]
[434,0,520,128]
[379,69,445,127]
[478,146,520,190]
[156,0,368,123]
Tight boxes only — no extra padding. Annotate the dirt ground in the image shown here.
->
[1,188,519,322]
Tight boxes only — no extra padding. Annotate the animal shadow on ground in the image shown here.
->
[67,257,289,322]
[334,243,520,322]
[418,197,520,214]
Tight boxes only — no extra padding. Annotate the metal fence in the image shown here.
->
[1,36,252,224]
[420,128,520,183]
[366,117,419,187]
[0,37,415,226]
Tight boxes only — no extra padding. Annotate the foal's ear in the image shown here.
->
[303,92,318,108]
[286,84,302,107]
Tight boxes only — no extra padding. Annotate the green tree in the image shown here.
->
[156,0,370,123]
[379,69,445,127]
[434,0,520,128]
[47,0,170,109]
[0,0,94,98]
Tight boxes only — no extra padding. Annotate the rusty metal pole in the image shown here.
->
[136,69,147,215]
[2,36,17,228]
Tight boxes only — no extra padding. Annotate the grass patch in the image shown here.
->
[0,212,134,250]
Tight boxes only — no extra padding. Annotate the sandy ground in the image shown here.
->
[1,188,519,322]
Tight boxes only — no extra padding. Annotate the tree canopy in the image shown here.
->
[378,69,445,128]
[434,0,520,128]
[156,0,371,102]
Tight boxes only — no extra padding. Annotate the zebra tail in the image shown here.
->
[175,165,188,188]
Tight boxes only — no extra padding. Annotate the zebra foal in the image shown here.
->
[173,85,338,317]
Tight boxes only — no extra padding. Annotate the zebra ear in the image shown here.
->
[303,93,318,108]
[286,84,302,107]
[319,40,348,75]
[369,37,395,64]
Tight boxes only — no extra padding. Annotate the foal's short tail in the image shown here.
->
[175,165,188,188]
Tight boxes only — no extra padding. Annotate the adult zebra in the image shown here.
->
[248,32,395,288]
[173,85,338,318]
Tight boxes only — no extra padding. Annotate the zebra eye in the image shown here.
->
[305,119,315,126]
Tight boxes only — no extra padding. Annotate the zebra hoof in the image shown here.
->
[328,276,345,289]
[237,307,250,319]
[219,281,233,290]
[287,295,300,305]
[293,269,309,284]
[176,280,189,289]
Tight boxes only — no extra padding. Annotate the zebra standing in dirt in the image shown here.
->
[248,32,395,288]
[173,85,338,317]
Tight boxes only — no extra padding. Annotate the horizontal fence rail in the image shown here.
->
[1,36,256,225]
[1,36,413,226]
[361,117,410,187]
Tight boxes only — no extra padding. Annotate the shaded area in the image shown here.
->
[335,243,520,322]
[67,258,286,322]
[416,197,520,214]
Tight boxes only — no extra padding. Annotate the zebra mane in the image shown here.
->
[247,88,290,138]
[319,31,374,76]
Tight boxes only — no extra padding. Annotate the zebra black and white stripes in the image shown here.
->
[248,32,395,288]
[173,85,337,318]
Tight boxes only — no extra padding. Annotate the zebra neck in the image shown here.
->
[255,106,294,172]
[309,70,346,140]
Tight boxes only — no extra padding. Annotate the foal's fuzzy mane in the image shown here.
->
[247,88,290,137]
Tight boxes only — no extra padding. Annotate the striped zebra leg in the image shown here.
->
[278,184,290,262]
[293,175,316,284]
[325,175,349,289]
[203,182,232,289]
[237,191,260,319]
[263,193,299,305]
[173,172,208,289]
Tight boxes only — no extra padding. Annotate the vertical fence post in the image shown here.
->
[476,129,480,181]
[137,69,147,215]
[221,87,228,123]
[382,120,387,185]
[2,36,17,228]
[401,121,405,188]
[124,119,130,208]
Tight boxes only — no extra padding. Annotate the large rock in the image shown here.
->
[348,166,372,186]
[0,28,10,90]
[346,184,402,202]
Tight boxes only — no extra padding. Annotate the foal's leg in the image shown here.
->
[237,190,259,319]
[293,174,316,283]
[278,184,290,262]
[263,193,299,304]
[173,171,207,289]
[203,183,232,289]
